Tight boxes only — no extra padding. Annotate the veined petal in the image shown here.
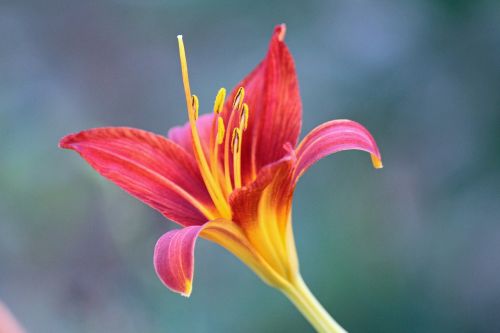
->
[154,220,290,296]
[230,156,294,226]
[229,156,296,278]
[223,24,302,183]
[168,113,214,157]
[154,225,203,296]
[294,119,382,181]
[59,127,216,226]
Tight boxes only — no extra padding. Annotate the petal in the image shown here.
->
[294,120,382,182]
[229,155,294,228]
[222,24,302,183]
[154,220,288,296]
[59,127,216,226]
[154,225,203,296]
[167,113,214,157]
[0,302,25,333]
[229,156,296,277]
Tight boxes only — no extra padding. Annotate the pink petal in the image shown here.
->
[153,225,204,296]
[167,113,214,157]
[59,127,215,226]
[0,302,25,333]
[294,120,382,181]
[222,24,302,184]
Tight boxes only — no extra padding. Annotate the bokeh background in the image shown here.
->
[1,0,500,332]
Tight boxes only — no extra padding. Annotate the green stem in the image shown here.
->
[280,275,347,333]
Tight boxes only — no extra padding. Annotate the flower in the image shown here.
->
[60,24,382,332]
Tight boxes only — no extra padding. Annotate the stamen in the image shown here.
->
[210,115,226,196]
[217,117,225,144]
[191,95,199,120]
[240,103,249,131]
[213,88,226,114]
[209,89,227,193]
[233,87,245,111]
[223,117,234,193]
[231,128,240,154]
[232,128,243,188]
[177,35,231,218]
[222,86,246,193]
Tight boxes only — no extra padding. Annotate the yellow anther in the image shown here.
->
[231,127,243,188]
[233,87,245,111]
[217,117,225,144]
[213,88,226,114]
[191,95,199,120]
[240,103,249,131]
[231,128,240,154]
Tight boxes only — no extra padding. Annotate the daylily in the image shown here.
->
[60,24,382,333]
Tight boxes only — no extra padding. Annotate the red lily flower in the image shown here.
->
[60,25,382,333]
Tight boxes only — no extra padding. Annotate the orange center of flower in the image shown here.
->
[177,36,249,220]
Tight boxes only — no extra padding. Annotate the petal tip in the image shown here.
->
[180,280,193,297]
[371,154,383,169]
[274,23,287,41]
[58,133,76,150]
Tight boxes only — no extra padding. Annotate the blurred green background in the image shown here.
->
[1,0,500,332]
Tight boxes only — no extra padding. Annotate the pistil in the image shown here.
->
[177,35,231,218]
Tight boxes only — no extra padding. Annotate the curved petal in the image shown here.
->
[229,155,296,277]
[230,155,294,228]
[222,24,302,184]
[167,113,214,157]
[59,127,216,226]
[154,219,290,296]
[294,120,382,182]
[154,225,203,296]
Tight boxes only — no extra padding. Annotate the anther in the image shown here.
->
[213,88,226,114]
[231,128,240,154]
[240,103,249,131]
[233,87,245,111]
[191,95,199,120]
[217,117,225,144]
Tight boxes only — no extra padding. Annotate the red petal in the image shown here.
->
[223,24,302,183]
[167,113,214,157]
[229,155,296,277]
[230,155,294,230]
[59,127,215,226]
[154,225,203,296]
[294,120,382,181]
